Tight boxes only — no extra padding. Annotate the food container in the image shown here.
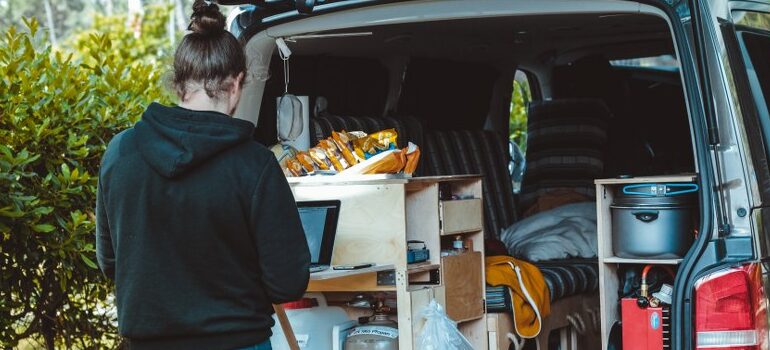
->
[611,183,698,258]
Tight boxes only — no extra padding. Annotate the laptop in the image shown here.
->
[297,200,341,273]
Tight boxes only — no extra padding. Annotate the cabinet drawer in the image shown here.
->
[440,199,483,235]
[442,251,484,322]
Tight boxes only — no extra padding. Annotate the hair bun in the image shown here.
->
[189,0,226,35]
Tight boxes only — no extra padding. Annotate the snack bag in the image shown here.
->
[362,149,406,175]
[346,131,369,161]
[332,131,359,166]
[354,129,398,159]
[403,142,421,175]
[295,152,316,173]
[308,147,331,170]
[286,158,305,177]
[319,139,348,172]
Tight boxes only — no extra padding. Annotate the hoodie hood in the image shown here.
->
[134,103,254,178]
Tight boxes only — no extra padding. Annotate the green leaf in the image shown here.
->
[61,163,71,180]
[80,254,98,269]
[32,224,55,233]
[32,206,54,216]
[0,206,25,218]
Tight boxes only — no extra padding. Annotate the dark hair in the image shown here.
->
[172,0,247,99]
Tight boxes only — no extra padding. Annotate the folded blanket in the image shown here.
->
[499,202,597,261]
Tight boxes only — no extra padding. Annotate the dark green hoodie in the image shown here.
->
[96,103,310,350]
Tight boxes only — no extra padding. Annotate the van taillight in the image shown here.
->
[694,263,768,350]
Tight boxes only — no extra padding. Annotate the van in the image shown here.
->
[219,1,770,349]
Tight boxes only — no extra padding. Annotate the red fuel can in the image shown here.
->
[621,298,666,350]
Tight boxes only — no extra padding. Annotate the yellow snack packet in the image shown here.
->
[319,139,348,172]
[308,147,331,170]
[332,131,359,166]
[286,158,305,177]
[362,149,406,175]
[353,129,398,159]
[296,152,316,173]
[403,142,421,175]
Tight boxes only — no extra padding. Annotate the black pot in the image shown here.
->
[611,183,698,259]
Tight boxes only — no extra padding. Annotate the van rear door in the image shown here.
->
[671,1,770,349]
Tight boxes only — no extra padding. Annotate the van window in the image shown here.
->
[509,70,530,193]
[734,10,770,32]
[610,54,678,69]
[510,70,530,152]
[735,10,770,120]
[740,32,770,110]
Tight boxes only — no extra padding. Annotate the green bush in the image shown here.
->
[0,10,172,349]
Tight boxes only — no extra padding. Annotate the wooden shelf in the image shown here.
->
[310,264,395,281]
[291,176,487,350]
[407,284,439,292]
[287,174,410,186]
[407,262,440,274]
[596,175,696,350]
[307,264,397,293]
[595,174,696,185]
[408,174,482,182]
[602,257,683,265]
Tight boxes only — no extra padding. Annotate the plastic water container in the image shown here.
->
[270,304,351,350]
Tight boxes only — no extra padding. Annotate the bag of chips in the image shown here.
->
[308,147,331,170]
[403,142,421,175]
[319,138,348,172]
[296,152,316,173]
[286,158,306,177]
[353,128,398,159]
[332,131,359,166]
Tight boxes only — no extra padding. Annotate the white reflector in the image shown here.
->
[696,330,758,348]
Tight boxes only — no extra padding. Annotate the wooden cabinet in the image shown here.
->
[595,175,696,350]
[288,175,487,350]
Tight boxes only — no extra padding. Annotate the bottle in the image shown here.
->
[453,236,465,254]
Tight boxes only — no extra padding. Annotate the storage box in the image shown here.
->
[440,198,483,235]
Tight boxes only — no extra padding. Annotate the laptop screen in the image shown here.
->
[297,200,340,265]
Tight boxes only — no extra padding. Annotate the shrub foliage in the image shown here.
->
[0,8,172,349]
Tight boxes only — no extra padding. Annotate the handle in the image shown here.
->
[666,183,699,196]
[632,210,660,222]
[623,183,699,196]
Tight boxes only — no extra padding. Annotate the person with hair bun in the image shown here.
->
[95,1,310,349]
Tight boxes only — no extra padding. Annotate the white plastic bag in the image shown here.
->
[417,300,474,350]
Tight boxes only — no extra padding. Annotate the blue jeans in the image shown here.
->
[235,340,271,350]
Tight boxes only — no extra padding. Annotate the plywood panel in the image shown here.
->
[597,183,614,262]
[440,199,483,235]
[594,174,696,185]
[291,184,408,269]
[599,262,620,350]
[406,184,441,265]
[307,271,396,292]
[459,317,489,350]
[442,252,484,322]
[487,313,513,350]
